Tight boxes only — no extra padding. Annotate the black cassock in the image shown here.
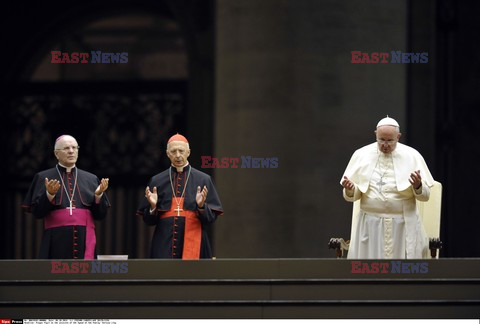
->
[137,165,224,259]
[22,165,110,259]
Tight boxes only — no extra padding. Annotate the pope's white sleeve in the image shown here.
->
[413,181,430,202]
[343,186,361,202]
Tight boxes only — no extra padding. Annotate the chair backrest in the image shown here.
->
[417,181,442,258]
[417,181,442,239]
[347,199,361,257]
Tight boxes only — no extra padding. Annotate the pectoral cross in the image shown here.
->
[174,205,183,217]
[68,201,76,216]
[376,178,386,191]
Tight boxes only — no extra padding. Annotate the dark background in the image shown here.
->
[1,0,479,259]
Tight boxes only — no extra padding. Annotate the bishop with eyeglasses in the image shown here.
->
[22,135,110,259]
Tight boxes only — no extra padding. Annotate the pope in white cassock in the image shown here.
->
[340,116,435,259]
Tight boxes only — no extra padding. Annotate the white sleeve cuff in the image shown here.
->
[46,190,55,201]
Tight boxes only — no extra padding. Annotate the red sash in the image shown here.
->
[160,197,201,259]
[44,209,96,260]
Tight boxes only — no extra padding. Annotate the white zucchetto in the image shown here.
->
[377,116,400,128]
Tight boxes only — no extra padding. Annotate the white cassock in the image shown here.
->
[340,142,435,259]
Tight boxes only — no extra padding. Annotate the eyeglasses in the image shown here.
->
[56,146,80,152]
[376,139,397,145]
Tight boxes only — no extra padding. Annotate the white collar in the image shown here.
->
[58,163,76,173]
[171,161,189,173]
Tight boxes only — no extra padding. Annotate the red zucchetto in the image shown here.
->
[168,133,189,143]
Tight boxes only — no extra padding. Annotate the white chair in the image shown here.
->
[330,181,443,258]
[417,181,443,258]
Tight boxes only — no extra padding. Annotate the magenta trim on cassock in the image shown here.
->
[44,209,96,260]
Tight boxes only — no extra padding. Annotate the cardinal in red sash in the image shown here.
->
[137,134,224,259]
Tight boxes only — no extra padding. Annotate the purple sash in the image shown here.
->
[44,209,96,260]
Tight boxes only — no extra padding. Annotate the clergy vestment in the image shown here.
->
[22,165,110,259]
[340,142,435,259]
[137,165,223,259]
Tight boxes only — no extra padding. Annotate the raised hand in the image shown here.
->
[196,185,208,208]
[45,178,61,196]
[95,178,109,195]
[409,170,422,190]
[145,186,158,210]
[341,176,355,191]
